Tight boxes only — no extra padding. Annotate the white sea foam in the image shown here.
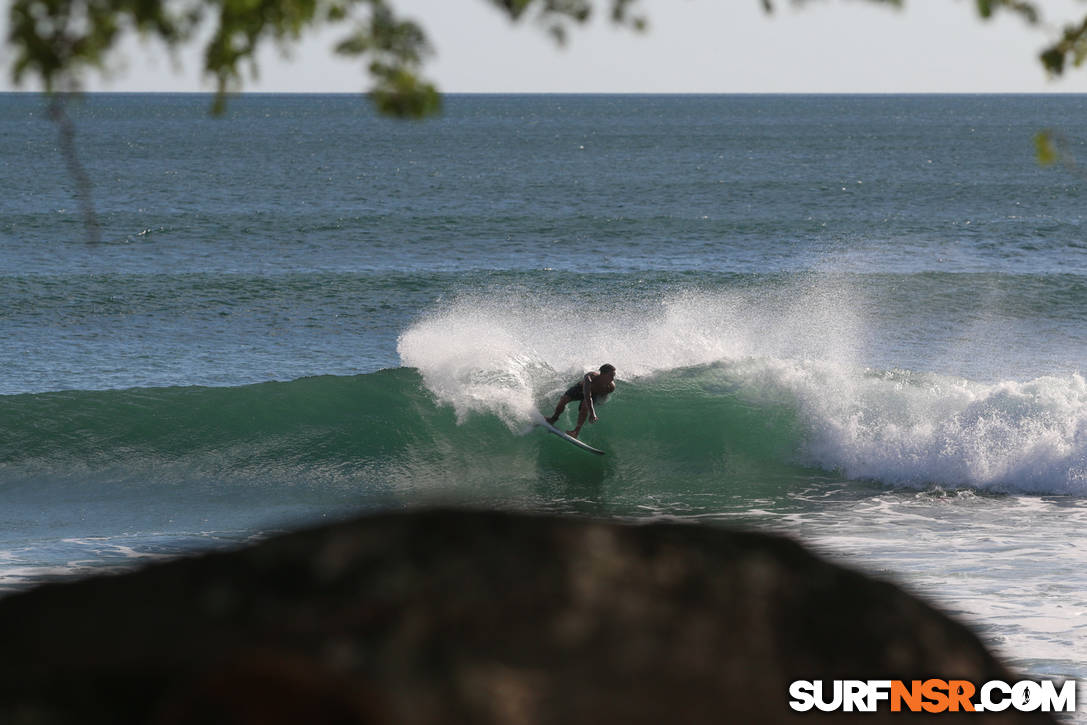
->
[397,280,866,416]
[765,490,1087,685]
[762,361,1087,493]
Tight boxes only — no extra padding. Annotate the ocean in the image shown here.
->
[1,93,1084,708]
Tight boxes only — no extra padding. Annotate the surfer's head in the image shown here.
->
[599,363,616,379]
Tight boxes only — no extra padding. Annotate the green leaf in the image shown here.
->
[370,67,441,119]
[1041,47,1065,75]
[1035,130,1057,166]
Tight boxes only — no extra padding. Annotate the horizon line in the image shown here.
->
[2,90,1086,96]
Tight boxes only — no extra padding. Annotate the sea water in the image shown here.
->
[1,93,1084,710]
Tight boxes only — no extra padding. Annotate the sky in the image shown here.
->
[4,0,1087,93]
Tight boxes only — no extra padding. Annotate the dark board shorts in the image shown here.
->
[564,382,607,405]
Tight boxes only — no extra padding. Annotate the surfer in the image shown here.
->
[546,364,616,439]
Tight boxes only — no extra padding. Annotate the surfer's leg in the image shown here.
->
[568,402,589,439]
[546,395,571,424]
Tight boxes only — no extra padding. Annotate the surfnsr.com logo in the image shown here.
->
[789,679,1077,713]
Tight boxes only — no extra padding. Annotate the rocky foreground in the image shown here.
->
[0,509,1057,724]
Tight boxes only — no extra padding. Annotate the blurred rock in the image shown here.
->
[0,509,1057,724]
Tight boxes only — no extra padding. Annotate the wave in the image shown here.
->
[396,288,1087,495]
[0,371,435,474]
[3,361,1084,496]
[2,280,1083,495]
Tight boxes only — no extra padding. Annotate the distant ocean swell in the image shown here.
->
[2,362,1084,496]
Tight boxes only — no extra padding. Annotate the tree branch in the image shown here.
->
[47,95,101,245]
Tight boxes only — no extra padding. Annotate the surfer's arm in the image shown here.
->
[583,374,598,422]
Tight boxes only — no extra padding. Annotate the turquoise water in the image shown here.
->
[1,94,1085,704]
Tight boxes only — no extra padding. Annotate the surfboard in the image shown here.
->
[536,418,605,455]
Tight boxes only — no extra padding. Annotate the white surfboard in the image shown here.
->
[536,417,605,455]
